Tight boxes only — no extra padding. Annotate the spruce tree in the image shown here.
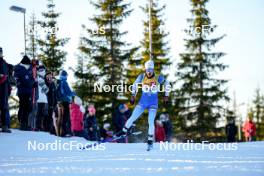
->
[176,0,229,140]
[26,12,39,59]
[252,88,263,124]
[37,0,69,73]
[127,0,170,91]
[75,0,135,124]
[252,88,264,140]
[73,40,97,104]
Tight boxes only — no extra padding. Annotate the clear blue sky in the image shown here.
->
[1,0,264,119]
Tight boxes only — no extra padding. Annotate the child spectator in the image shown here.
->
[243,113,256,142]
[84,105,98,141]
[100,123,113,141]
[70,96,87,139]
[155,120,166,142]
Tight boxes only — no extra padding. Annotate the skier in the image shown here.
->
[117,60,171,150]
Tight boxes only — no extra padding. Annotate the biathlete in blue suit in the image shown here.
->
[118,60,171,149]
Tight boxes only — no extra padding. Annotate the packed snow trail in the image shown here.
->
[0,130,264,176]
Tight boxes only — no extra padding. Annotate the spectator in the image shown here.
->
[99,123,113,141]
[0,47,11,133]
[36,65,49,131]
[225,119,237,142]
[112,104,131,143]
[28,59,38,131]
[70,96,87,139]
[84,105,98,141]
[5,63,14,129]
[160,113,172,142]
[14,55,36,131]
[57,70,75,136]
[155,120,166,142]
[243,113,256,142]
[45,71,57,133]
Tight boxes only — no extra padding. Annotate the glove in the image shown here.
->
[130,96,135,105]
[163,96,169,105]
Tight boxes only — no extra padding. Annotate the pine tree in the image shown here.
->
[26,12,39,59]
[73,40,97,104]
[252,88,263,123]
[252,88,264,140]
[75,0,135,124]
[176,0,229,140]
[37,0,69,73]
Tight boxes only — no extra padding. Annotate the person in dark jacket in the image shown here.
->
[84,105,98,141]
[112,104,131,143]
[99,123,113,141]
[28,59,38,131]
[45,71,57,133]
[14,55,36,130]
[57,70,75,136]
[0,47,11,133]
[160,113,173,142]
[226,119,237,142]
[6,64,15,129]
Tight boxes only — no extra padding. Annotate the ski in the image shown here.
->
[81,131,142,150]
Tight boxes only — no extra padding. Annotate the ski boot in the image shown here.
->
[115,127,129,137]
[147,135,154,151]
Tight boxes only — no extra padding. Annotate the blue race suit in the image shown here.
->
[125,73,170,137]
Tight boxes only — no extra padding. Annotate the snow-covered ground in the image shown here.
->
[0,130,264,176]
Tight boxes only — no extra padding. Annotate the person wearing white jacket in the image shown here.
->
[36,65,49,131]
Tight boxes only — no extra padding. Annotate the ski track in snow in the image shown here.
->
[0,130,264,176]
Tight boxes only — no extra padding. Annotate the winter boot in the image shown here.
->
[2,126,11,133]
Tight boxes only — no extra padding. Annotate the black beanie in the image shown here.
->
[21,55,31,65]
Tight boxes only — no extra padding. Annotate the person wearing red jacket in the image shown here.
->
[243,114,256,142]
[155,120,166,142]
[70,96,87,139]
